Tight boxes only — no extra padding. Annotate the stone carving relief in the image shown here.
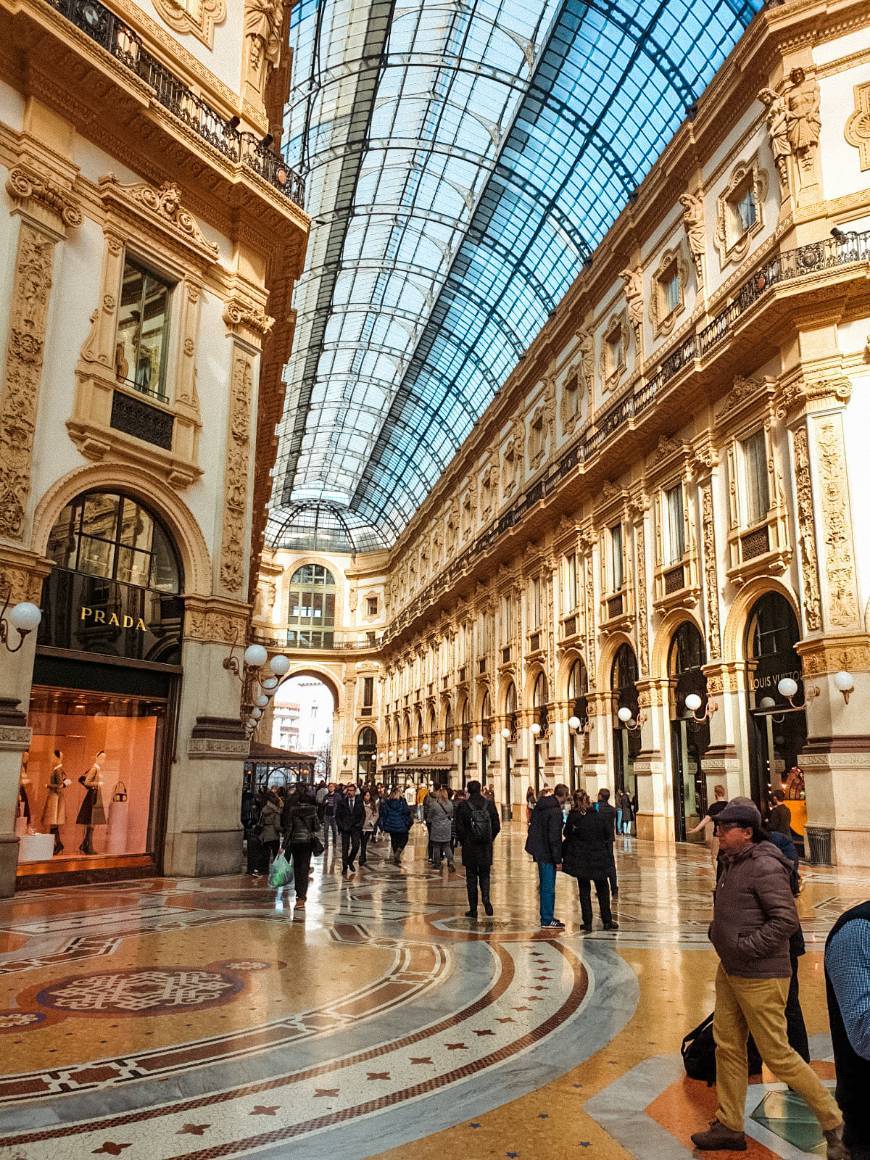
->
[6,166,83,231]
[792,425,821,632]
[758,70,820,195]
[152,0,225,45]
[758,87,791,191]
[845,81,870,170]
[0,224,56,539]
[219,351,253,595]
[701,483,721,659]
[714,374,764,426]
[635,520,649,672]
[223,297,274,343]
[619,265,644,351]
[99,177,219,262]
[816,420,859,629]
[679,191,705,286]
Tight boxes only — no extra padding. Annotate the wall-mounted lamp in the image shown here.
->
[474,733,485,744]
[567,714,591,735]
[222,640,291,734]
[260,133,274,149]
[617,705,644,731]
[0,595,41,653]
[227,115,240,130]
[833,670,854,705]
[684,692,719,722]
[422,743,431,754]
[453,737,463,749]
[777,676,820,709]
[530,721,541,737]
[500,727,512,740]
[437,740,446,751]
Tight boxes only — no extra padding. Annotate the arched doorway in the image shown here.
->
[272,674,336,779]
[28,490,184,874]
[503,682,517,815]
[611,643,640,799]
[357,727,377,782]
[746,592,806,814]
[668,622,709,841]
[531,671,548,794]
[287,564,337,648]
[566,657,589,792]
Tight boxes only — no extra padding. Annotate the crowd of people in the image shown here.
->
[241,776,868,1159]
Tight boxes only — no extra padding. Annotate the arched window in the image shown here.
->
[532,671,549,733]
[47,491,181,592]
[287,564,336,647]
[567,657,589,725]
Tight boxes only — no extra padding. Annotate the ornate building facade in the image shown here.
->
[266,0,870,865]
[0,0,307,891]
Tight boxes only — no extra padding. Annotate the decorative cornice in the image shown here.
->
[223,297,275,342]
[98,175,219,263]
[5,165,82,232]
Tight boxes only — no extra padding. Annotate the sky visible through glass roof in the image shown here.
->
[269,0,760,554]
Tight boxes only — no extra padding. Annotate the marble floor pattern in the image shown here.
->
[0,825,866,1160]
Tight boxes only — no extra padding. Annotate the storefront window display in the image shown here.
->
[19,491,182,879]
[23,689,165,860]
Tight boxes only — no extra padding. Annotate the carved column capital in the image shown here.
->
[6,165,82,235]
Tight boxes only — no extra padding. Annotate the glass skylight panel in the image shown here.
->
[271,0,760,549]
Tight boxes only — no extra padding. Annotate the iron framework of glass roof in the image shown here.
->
[269,0,761,553]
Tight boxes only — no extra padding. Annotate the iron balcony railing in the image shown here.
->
[252,630,383,652]
[385,229,869,644]
[47,0,305,207]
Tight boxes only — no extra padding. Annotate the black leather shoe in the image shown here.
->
[465,910,478,919]
[483,900,494,916]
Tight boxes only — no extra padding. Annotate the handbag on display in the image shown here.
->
[112,781,128,803]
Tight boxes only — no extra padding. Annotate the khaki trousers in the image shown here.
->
[713,964,841,1133]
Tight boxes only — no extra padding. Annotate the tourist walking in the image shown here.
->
[336,782,365,875]
[360,788,379,866]
[455,780,500,918]
[380,787,413,863]
[825,901,870,1160]
[427,786,455,870]
[691,798,847,1156]
[525,783,568,929]
[562,791,618,931]
[283,786,319,909]
[525,786,537,825]
[767,789,793,837]
[595,787,619,897]
[416,782,429,822]
[319,782,339,853]
[257,790,282,873]
[688,784,729,868]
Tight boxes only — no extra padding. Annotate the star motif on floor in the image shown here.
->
[507,1152,520,1157]
[469,1123,481,1129]
[579,1142,591,1148]
[512,1005,531,1012]
[367,1071,390,1080]
[314,1088,340,1097]
[473,1028,495,1036]
[496,1016,516,1023]
[177,1123,210,1135]
[250,1105,280,1116]
[92,1145,132,1156]
[537,1113,549,1119]
[410,1056,433,1064]
[445,1042,467,1050]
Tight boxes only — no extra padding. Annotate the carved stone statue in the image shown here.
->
[245,0,284,75]
[786,68,820,171]
[679,191,706,284]
[758,86,791,190]
[619,265,644,346]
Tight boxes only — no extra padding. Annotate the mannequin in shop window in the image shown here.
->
[42,749,71,854]
[76,750,107,855]
[17,750,32,835]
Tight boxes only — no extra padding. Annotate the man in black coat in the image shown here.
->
[335,782,365,875]
[455,780,501,919]
[595,787,619,898]
[525,784,568,929]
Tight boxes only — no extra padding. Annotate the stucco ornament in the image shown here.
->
[758,86,791,191]
[245,0,284,75]
[844,81,870,170]
[679,191,705,285]
[785,68,820,172]
[619,265,644,349]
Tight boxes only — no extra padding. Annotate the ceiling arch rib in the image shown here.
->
[271,0,761,548]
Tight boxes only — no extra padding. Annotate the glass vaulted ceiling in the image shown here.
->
[268,0,760,553]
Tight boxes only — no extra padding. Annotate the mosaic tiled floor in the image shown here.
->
[0,825,866,1159]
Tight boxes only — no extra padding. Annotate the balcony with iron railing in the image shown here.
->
[384,230,870,647]
[252,629,383,654]
[30,0,305,207]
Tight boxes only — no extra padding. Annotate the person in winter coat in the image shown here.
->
[524,784,568,929]
[335,783,365,875]
[595,787,619,898]
[563,791,619,931]
[455,780,501,918]
[427,786,455,870]
[825,901,870,1160]
[283,787,318,908]
[691,797,846,1156]
[319,783,339,852]
[360,789,379,866]
[257,791,282,873]
[380,788,413,863]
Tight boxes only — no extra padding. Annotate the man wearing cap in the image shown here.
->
[691,797,847,1156]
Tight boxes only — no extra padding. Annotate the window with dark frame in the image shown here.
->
[115,256,173,401]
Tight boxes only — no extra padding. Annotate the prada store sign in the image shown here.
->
[39,568,183,665]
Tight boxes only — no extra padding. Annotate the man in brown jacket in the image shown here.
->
[691,798,847,1156]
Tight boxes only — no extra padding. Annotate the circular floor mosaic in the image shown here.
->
[35,967,243,1015]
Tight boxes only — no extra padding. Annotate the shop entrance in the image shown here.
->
[745,593,807,816]
[668,623,709,842]
[611,643,640,797]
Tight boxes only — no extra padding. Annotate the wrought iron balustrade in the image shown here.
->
[46,0,305,206]
[252,630,382,651]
